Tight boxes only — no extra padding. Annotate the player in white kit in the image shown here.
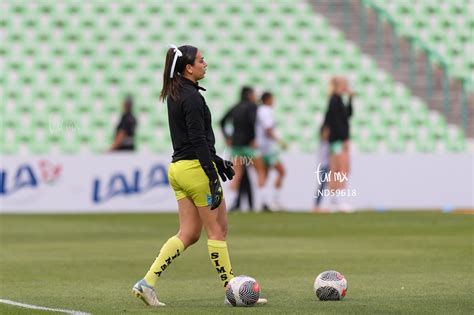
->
[256,92,286,211]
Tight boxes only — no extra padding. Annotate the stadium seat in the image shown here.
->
[365,0,474,83]
[0,0,467,155]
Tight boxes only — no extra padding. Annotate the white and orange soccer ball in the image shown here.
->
[314,270,348,301]
[225,275,260,306]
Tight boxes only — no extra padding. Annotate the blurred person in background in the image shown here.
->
[323,76,354,212]
[229,165,254,212]
[313,124,330,212]
[132,45,267,307]
[256,92,286,211]
[220,86,266,211]
[109,95,137,151]
[220,89,254,212]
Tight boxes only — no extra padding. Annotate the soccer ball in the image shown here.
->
[314,270,347,301]
[225,275,260,306]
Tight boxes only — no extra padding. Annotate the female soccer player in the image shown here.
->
[323,76,354,211]
[132,45,266,307]
[220,86,266,210]
[256,92,286,211]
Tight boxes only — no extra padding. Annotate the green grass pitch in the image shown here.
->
[0,212,472,314]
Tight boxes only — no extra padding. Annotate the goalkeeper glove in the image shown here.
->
[202,163,223,210]
[214,155,235,182]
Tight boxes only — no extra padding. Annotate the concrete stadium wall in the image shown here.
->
[0,153,472,213]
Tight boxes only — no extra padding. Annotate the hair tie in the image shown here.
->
[168,44,183,78]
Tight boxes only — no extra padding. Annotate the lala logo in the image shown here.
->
[0,159,62,196]
[92,163,169,204]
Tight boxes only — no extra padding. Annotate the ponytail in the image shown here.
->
[160,48,181,102]
[160,45,198,102]
[328,76,338,96]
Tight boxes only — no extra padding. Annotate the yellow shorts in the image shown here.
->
[168,160,221,207]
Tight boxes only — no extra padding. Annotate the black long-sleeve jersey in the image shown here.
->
[115,112,136,151]
[220,101,257,146]
[167,77,216,167]
[324,94,353,143]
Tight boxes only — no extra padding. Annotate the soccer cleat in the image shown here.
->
[262,200,283,213]
[262,203,273,212]
[132,279,165,307]
[270,201,283,211]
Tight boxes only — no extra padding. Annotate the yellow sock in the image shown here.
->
[208,239,234,288]
[143,236,184,287]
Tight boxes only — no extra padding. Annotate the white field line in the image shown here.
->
[0,299,91,315]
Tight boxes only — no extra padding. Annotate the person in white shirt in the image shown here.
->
[256,92,286,211]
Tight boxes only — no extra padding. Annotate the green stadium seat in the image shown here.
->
[367,0,472,86]
[226,4,242,15]
[136,129,153,145]
[148,138,169,153]
[279,3,299,15]
[148,112,167,129]
[65,3,81,15]
[29,140,50,155]
[416,137,436,153]
[399,123,417,141]
[146,3,162,15]
[31,112,49,129]
[16,128,34,144]
[73,127,90,143]
[90,138,107,154]
[387,138,407,153]
[1,141,19,155]
[0,0,465,154]
[372,125,389,142]
[120,3,135,15]
[299,141,316,153]
[445,138,466,152]
[60,137,80,154]
[93,3,109,15]
[16,102,33,114]
[252,3,269,15]
[357,138,378,153]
